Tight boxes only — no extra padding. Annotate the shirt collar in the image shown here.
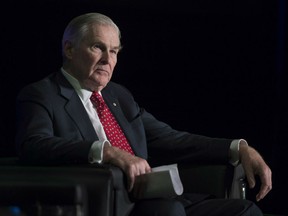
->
[61,68,92,103]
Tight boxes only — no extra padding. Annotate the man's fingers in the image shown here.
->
[247,175,256,189]
[256,168,272,201]
[256,183,272,201]
[127,172,136,192]
[243,166,256,189]
[126,158,151,192]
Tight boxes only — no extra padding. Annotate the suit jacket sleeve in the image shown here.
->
[141,110,233,166]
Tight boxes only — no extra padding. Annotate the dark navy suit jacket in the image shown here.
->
[15,71,232,165]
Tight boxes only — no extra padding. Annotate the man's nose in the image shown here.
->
[100,51,111,64]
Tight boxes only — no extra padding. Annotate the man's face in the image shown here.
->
[64,23,121,91]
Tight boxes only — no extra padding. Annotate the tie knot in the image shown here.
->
[90,91,104,109]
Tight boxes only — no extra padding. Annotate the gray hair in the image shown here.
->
[62,13,121,55]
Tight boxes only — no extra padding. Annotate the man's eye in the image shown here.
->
[110,50,118,55]
[93,44,102,50]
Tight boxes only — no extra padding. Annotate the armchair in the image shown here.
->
[0,157,246,216]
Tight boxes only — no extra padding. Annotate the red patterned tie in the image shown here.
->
[90,91,134,155]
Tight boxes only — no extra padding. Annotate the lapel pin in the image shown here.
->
[113,103,117,107]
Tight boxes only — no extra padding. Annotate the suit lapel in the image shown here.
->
[102,91,128,131]
[102,89,138,153]
[56,73,98,141]
[55,73,138,153]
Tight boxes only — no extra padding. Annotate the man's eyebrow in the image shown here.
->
[93,41,122,50]
[114,45,123,51]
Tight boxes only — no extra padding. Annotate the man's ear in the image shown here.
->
[63,40,74,59]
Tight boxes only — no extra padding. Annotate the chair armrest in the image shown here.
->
[1,158,247,215]
[0,157,115,216]
[229,164,246,199]
[178,164,246,199]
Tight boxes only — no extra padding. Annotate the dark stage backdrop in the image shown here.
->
[0,0,287,214]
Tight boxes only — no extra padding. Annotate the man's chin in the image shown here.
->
[81,79,108,91]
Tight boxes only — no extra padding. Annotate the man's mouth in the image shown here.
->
[96,68,109,75]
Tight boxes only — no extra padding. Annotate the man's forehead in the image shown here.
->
[83,26,120,46]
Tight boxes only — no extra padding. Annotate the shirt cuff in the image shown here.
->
[229,139,248,166]
[88,140,111,164]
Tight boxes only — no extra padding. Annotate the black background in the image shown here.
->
[0,0,287,214]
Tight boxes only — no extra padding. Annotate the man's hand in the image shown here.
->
[103,145,151,191]
[239,141,272,201]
